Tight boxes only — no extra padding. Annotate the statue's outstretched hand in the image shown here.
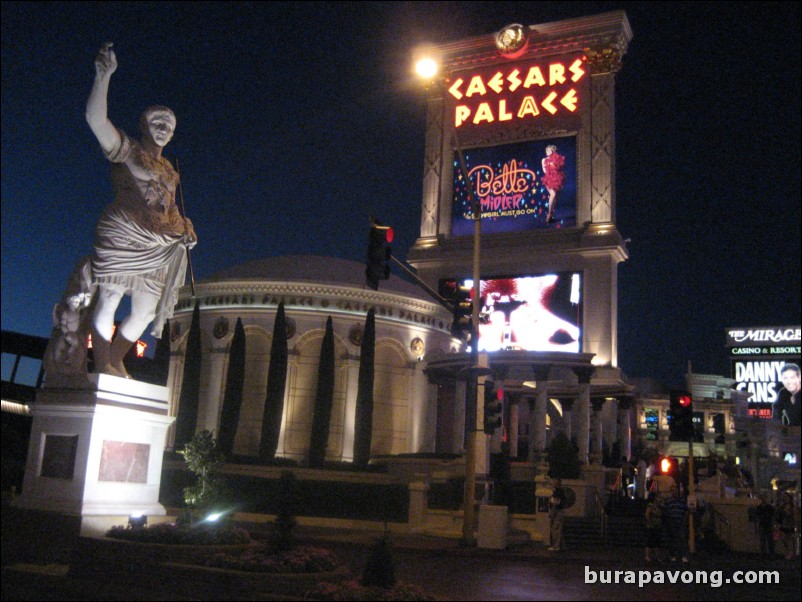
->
[183,219,198,249]
[94,42,117,79]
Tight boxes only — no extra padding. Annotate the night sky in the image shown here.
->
[2,2,800,388]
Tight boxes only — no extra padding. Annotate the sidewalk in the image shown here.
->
[4,508,800,601]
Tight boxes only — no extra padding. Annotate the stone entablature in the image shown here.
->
[423,11,632,73]
[174,280,452,335]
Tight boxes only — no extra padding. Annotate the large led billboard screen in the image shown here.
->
[727,326,801,422]
[441,272,582,353]
[451,137,577,237]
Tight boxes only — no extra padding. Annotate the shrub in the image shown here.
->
[309,580,435,601]
[274,470,298,551]
[361,536,395,588]
[204,544,340,573]
[105,522,250,545]
[547,431,581,479]
[178,430,227,519]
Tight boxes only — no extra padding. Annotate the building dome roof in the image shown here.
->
[202,255,426,298]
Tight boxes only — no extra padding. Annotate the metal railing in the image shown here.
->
[709,505,732,549]
[593,488,608,541]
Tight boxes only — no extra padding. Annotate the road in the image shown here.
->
[3,515,800,601]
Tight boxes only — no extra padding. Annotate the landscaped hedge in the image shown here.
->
[160,466,408,522]
[426,478,536,514]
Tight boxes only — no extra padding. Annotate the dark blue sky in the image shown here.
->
[2,1,800,387]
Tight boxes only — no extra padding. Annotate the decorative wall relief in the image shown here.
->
[98,440,150,483]
[213,316,230,339]
[350,324,364,346]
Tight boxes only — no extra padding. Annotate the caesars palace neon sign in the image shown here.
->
[446,56,586,128]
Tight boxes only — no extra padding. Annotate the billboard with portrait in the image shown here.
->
[441,272,582,353]
[450,137,577,237]
[727,326,801,421]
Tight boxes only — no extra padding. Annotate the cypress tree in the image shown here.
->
[308,316,335,468]
[218,317,246,457]
[353,308,376,469]
[152,318,171,386]
[259,303,289,461]
[174,300,201,449]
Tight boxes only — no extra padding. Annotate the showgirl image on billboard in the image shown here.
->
[451,137,577,237]
[442,273,582,353]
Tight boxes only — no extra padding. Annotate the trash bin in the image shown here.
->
[478,504,508,549]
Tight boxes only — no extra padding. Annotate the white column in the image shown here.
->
[618,398,632,462]
[561,398,573,443]
[454,380,467,453]
[341,356,361,462]
[577,392,590,464]
[509,401,519,459]
[591,398,604,464]
[575,367,594,464]
[200,347,228,433]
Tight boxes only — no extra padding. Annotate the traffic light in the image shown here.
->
[669,389,694,440]
[365,221,393,290]
[483,380,503,435]
[660,456,674,475]
[451,282,473,336]
[439,279,475,337]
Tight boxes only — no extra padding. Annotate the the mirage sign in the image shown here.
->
[727,326,801,419]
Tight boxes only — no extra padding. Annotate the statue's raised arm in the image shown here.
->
[86,43,120,155]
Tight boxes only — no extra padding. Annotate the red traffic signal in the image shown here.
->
[660,457,674,474]
[365,221,393,290]
[669,389,694,440]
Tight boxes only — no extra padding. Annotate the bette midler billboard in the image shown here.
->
[451,136,577,236]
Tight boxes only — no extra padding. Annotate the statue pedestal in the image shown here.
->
[14,373,175,533]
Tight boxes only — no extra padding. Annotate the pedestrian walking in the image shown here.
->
[776,494,798,560]
[662,484,689,563]
[636,457,648,499]
[754,495,776,557]
[644,492,664,562]
[548,478,567,551]
[620,457,635,498]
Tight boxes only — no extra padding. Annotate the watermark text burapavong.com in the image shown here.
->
[585,566,780,588]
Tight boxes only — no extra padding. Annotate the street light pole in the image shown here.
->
[415,57,485,546]
[454,127,483,546]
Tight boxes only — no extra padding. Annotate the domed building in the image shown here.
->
[165,255,455,463]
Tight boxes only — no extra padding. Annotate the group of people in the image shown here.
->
[615,456,653,499]
[645,483,799,563]
[644,485,691,563]
[754,494,799,559]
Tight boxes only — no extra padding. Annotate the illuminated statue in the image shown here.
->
[43,257,94,376]
[85,43,197,378]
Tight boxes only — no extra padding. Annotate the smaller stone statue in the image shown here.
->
[43,256,95,376]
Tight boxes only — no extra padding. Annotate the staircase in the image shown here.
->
[607,496,648,547]
[564,516,607,547]
[564,496,649,548]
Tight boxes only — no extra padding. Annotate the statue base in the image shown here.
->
[13,373,175,534]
